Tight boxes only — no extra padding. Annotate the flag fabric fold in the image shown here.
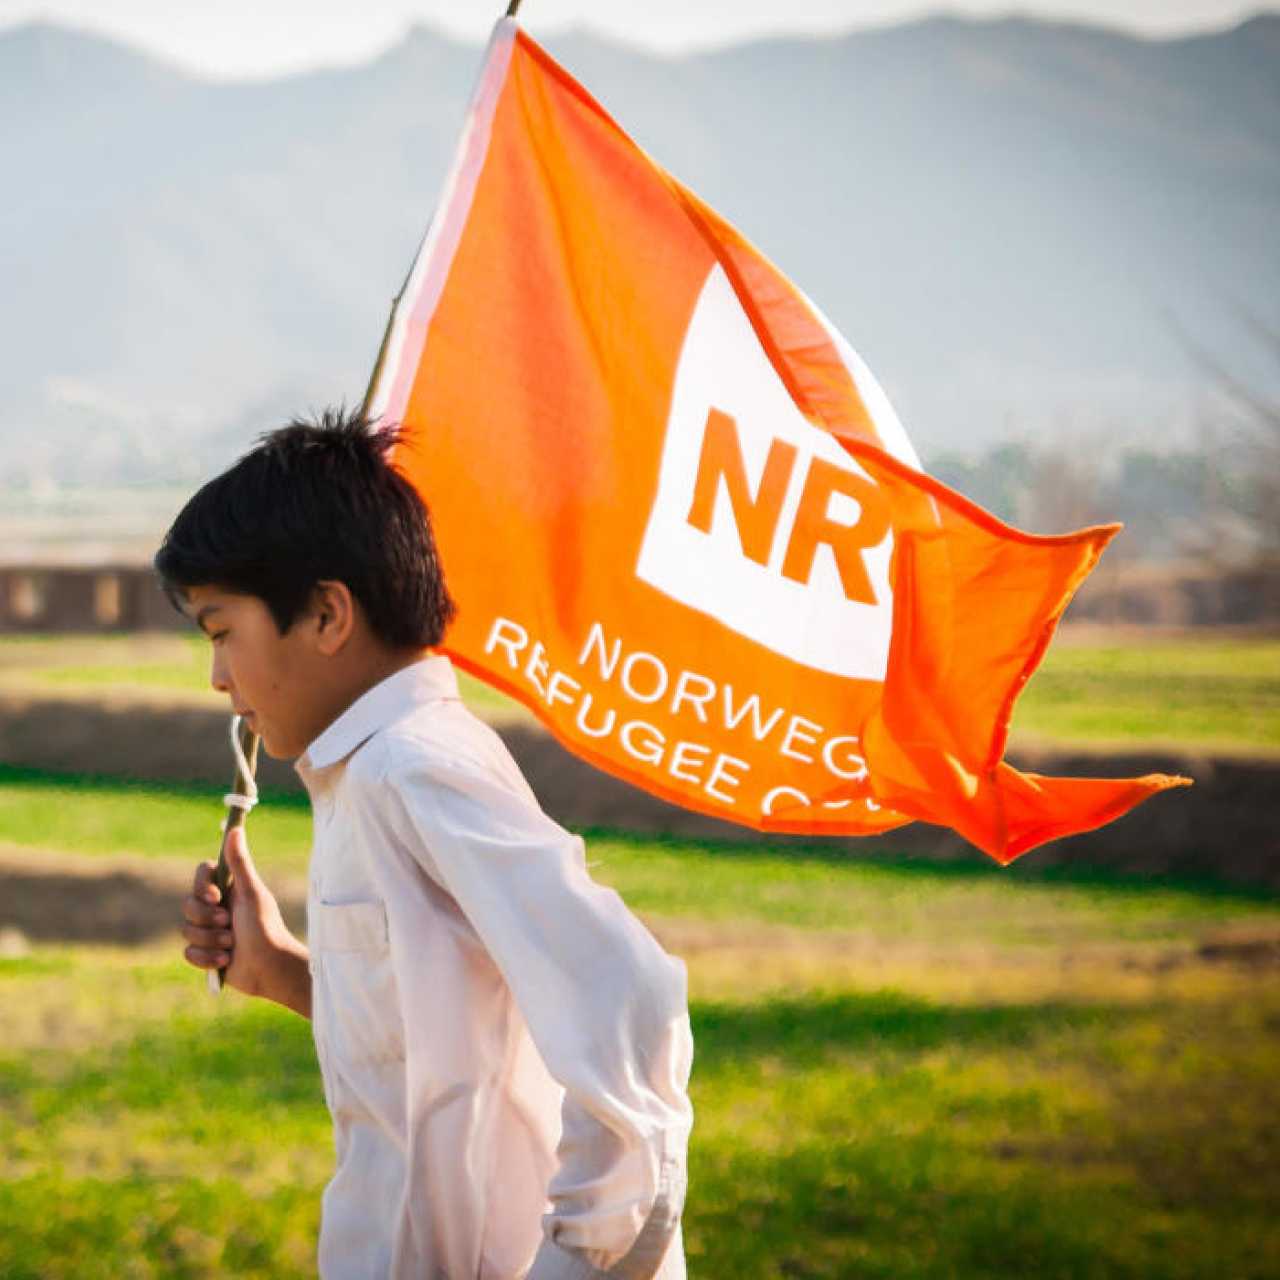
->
[368,18,1188,862]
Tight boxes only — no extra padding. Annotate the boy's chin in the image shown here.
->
[246,721,300,761]
[259,733,302,762]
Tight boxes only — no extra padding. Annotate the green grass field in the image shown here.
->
[2,629,1278,1276]
[1009,632,1280,753]
[0,765,1268,939]
[2,769,1279,1278]
[3,628,1278,751]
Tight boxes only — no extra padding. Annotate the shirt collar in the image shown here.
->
[297,653,460,776]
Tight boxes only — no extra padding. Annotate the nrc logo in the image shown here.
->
[636,264,894,681]
[688,407,890,606]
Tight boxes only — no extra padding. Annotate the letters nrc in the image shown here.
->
[685,408,889,605]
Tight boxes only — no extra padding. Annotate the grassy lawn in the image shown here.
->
[2,628,1277,752]
[1009,632,1280,754]
[2,629,1278,1277]
[1,869,1277,1278]
[1,764,1276,945]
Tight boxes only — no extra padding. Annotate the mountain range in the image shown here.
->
[2,13,1278,487]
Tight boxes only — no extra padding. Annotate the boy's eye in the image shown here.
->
[210,630,229,644]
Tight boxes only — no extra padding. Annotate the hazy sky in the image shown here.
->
[2,0,1273,77]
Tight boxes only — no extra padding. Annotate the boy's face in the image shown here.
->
[186,583,330,759]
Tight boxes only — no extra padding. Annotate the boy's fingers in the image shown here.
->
[183,944,230,970]
[182,895,230,928]
[182,923,234,950]
[192,860,221,903]
[184,860,235,973]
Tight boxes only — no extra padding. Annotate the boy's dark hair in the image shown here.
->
[154,408,456,647]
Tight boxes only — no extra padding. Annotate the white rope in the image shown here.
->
[223,714,259,817]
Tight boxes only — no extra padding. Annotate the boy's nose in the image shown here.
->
[210,657,230,695]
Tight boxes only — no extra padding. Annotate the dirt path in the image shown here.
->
[0,844,308,946]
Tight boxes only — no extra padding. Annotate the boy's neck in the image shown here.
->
[307,643,435,754]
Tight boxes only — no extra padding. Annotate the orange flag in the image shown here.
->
[367,19,1188,862]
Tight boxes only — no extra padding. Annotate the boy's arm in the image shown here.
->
[182,828,312,1019]
[379,753,692,1280]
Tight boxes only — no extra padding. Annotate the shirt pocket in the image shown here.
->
[311,899,406,1067]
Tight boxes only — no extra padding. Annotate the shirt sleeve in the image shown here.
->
[375,738,693,1279]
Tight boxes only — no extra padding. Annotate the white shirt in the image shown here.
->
[295,655,693,1280]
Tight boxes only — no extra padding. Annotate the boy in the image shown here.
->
[162,411,693,1279]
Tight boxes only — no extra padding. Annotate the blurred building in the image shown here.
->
[0,561,180,633]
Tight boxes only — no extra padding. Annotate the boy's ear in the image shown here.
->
[307,580,357,656]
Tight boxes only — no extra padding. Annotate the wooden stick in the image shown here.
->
[358,295,398,422]
[506,0,523,16]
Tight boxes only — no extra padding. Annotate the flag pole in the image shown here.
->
[359,300,397,421]
[211,0,524,994]
[359,0,525,422]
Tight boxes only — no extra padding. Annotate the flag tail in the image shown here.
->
[860,524,1193,861]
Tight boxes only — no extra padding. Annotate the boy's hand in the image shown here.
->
[181,828,310,1015]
